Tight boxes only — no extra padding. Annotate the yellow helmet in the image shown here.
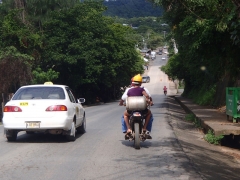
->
[132,74,142,84]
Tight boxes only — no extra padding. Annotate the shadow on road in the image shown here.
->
[6,132,84,143]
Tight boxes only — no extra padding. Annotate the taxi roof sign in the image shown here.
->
[44,82,53,85]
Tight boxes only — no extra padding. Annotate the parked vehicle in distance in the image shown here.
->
[162,57,166,60]
[158,48,163,55]
[3,82,86,142]
[142,76,150,83]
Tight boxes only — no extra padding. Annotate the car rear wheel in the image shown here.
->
[77,116,86,134]
[26,131,35,134]
[67,121,76,141]
[6,130,18,142]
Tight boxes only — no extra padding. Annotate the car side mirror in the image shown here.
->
[78,98,85,103]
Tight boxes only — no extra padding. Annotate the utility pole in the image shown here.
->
[172,39,178,54]
[163,31,166,38]
[142,37,147,50]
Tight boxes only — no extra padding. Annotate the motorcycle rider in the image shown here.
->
[120,78,153,106]
[119,78,154,136]
[119,74,152,139]
[163,86,167,95]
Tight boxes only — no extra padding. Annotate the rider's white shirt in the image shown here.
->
[121,86,151,101]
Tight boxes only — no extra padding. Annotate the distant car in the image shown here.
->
[162,57,166,60]
[151,54,156,60]
[142,76,150,83]
[3,82,86,142]
[158,49,163,55]
[151,51,156,60]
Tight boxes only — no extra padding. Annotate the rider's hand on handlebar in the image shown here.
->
[119,100,124,106]
[119,99,126,106]
[146,98,152,106]
[150,101,154,106]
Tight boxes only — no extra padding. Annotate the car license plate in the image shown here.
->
[26,122,40,128]
[20,102,28,106]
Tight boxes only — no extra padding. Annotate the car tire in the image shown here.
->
[6,130,18,142]
[77,116,86,134]
[67,121,76,141]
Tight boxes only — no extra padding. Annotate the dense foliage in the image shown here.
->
[114,16,170,49]
[150,0,240,106]
[0,0,144,103]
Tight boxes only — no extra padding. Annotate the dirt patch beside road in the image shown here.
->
[166,96,240,180]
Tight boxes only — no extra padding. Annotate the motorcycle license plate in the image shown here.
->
[133,112,141,116]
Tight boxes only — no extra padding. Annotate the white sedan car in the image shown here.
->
[3,82,86,142]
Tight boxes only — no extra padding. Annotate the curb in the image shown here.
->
[174,96,211,134]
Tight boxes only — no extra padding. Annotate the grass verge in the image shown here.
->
[185,113,201,128]
[204,129,224,145]
[185,114,224,145]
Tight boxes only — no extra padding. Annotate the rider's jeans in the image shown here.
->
[121,114,154,133]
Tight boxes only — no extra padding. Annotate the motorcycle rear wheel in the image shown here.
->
[134,123,140,149]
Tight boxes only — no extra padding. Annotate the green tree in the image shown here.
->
[150,0,240,106]
[42,1,144,102]
[0,0,146,103]
[0,46,33,92]
[0,7,42,92]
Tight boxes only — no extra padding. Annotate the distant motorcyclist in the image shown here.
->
[163,86,167,95]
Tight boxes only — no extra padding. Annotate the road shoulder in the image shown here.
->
[166,96,240,180]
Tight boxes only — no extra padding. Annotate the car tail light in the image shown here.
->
[4,106,22,112]
[46,105,67,111]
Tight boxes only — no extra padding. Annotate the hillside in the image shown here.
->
[103,0,163,18]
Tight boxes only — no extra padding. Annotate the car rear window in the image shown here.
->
[12,87,65,100]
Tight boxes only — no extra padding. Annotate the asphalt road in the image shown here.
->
[0,54,202,180]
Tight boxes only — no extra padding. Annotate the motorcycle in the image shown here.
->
[164,90,167,96]
[125,96,149,149]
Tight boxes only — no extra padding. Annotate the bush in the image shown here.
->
[185,114,195,121]
[205,130,224,145]
[178,80,185,89]
[185,113,201,128]
[188,85,216,106]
